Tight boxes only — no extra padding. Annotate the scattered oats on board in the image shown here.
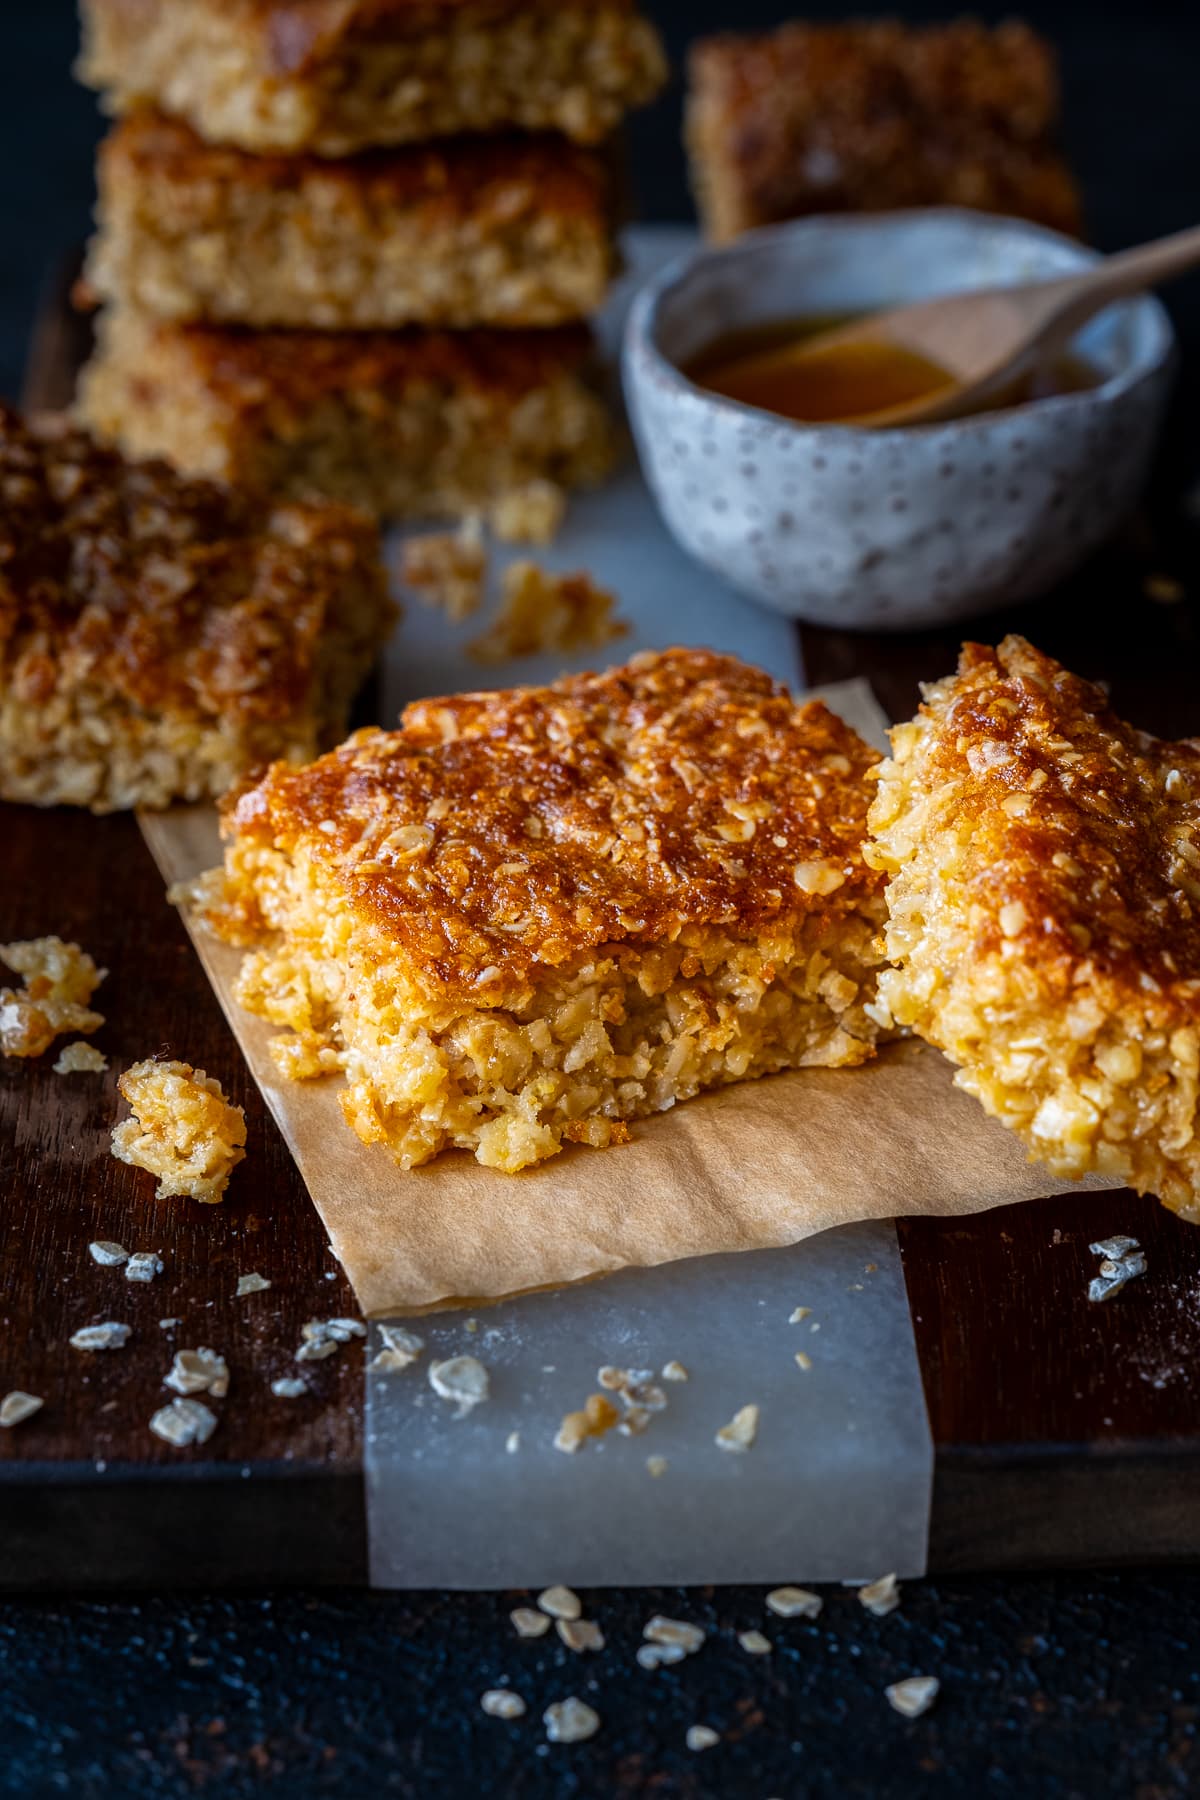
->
[886,1676,939,1719]
[480,1689,526,1721]
[505,1431,521,1454]
[738,1630,773,1655]
[557,1618,605,1654]
[297,1317,366,1361]
[537,1586,581,1622]
[235,1272,271,1297]
[125,1252,164,1283]
[661,1360,689,1382]
[511,1607,552,1639]
[795,1351,813,1372]
[789,1307,811,1323]
[0,1392,43,1427]
[371,1324,425,1373]
[637,1643,686,1670]
[646,1454,668,1478]
[271,1377,308,1399]
[766,1587,823,1620]
[715,1403,759,1453]
[53,1041,108,1074]
[1088,1236,1146,1302]
[428,1355,489,1416]
[149,1397,217,1448]
[69,1322,131,1351]
[686,1726,720,1753]
[88,1240,128,1267]
[0,937,105,1058]
[165,1348,229,1398]
[858,1573,902,1618]
[543,1698,600,1744]
[644,1617,705,1655]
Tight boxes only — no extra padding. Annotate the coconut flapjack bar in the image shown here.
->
[190,649,890,1173]
[84,110,617,330]
[78,310,615,520]
[867,635,1200,1221]
[687,16,1081,242]
[0,405,393,812]
[78,0,667,156]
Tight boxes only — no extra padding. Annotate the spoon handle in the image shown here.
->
[1032,222,1200,347]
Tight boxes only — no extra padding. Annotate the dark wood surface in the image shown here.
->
[5,271,1200,1590]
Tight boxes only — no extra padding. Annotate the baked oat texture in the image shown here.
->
[0,939,106,1059]
[112,1058,247,1203]
[78,0,667,155]
[867,635,1200,1222]
[194,648,889,1173]
[688,17,1082,242]
[0,406,394,812]
[78,311,616,523]
[85,111,617,330]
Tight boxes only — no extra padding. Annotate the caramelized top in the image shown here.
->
[103,107,613,225]
[690,17,1081,237]
[893,635,1200,993]
[0,406,386,721]
[224,648,884,998]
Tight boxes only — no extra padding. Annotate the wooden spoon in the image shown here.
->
[711,221,1200,428]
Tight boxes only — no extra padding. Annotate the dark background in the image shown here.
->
[4,3,1200,1796]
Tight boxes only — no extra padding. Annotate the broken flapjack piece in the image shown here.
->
[399,521,487,623]
[467,561,628,663]
[0,938,105,1059]
[867,635,1200,1222]
[111,1059,246,1203]
[192,649,888,1173]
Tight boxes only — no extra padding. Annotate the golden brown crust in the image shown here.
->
[688,17,1082,241]
[224,648,885,1002]
[0,404,388,727]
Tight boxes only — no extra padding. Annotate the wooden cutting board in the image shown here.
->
[4,270,1200,1589]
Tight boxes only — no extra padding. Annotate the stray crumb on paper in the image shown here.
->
[715,1403,759,1453]
[428,1355,489,1415]
[468,562,628,664]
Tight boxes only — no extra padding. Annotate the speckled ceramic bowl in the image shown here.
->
[623,211,1175,630]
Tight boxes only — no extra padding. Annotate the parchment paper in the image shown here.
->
[139,677,1116,1318]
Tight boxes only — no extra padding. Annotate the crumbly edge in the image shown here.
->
[0,564,391,813]
[86,175,615,329]
[195,834,886,1172]
[868,703,1200,1222]
[79,2,668,154]
[78,314,618,520]
[112,1057,246,1203]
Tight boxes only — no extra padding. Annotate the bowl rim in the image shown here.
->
[623,207,1177,441]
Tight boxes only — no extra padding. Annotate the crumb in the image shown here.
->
[149,1397,217,1447]
[480,1689,526,1720]
[399,520,487,622]
[429,1354,489,1416]
[125,1252,164,1283]
[738,1630,773,1654]
[69,1322,131,1351]
[543,1698,600,1744]
[643,1617,705,1654]
[537,1586,582,1622]
[271,1377,308,1398]
[159,1317,180,1330]
[554,1391,620,1453]
[88,1240,128,1267]
[765,1586,823,1620]
[235,1272,271,1296]
[0,1392,43,1427]
[0,938,105,1059]
[296,1317,366,1362]
[1088,1236,1146,1302]
[789,1306,811,1323]
[467,562,627,664]
[511,1607,552,1638]
[795,1351,813,1371]
[491,480,568,546]
[661,1360,689,1382]
[557,1618,605,1653]
[53,1041,108,1074]
[858,1573,901,1617]
[715,1402,759,1453]
[371,1324,425,1373]
[637,1643,686,1670]
[646,1454,668,1478]
[165,1347,229,1398]
[111,1058,246,1203]
[885,1676,939,1719]
[686,1725,720,1752]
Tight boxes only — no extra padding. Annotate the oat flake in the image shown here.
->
[510,1607,551,1638]
[715,1403,759,1453]
[537,1585,581,1621]
[886,1676,939,1719]
[544,1697,600,1744]
[149,1397,217,1448]
[858,1573,901,1617]
[643,1616,705,1654]
[429,1355,489,1416]
[235,1272,271,1296]
[557,1618,604,1654]
[766,1586,823,1620]
[165,1347,229,1398]
[480,1689,526,1720]
[88,1240,128,1267]
[69,1322,131,1351]
[125,1252,164,1283]
[0,1391,43,1427]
